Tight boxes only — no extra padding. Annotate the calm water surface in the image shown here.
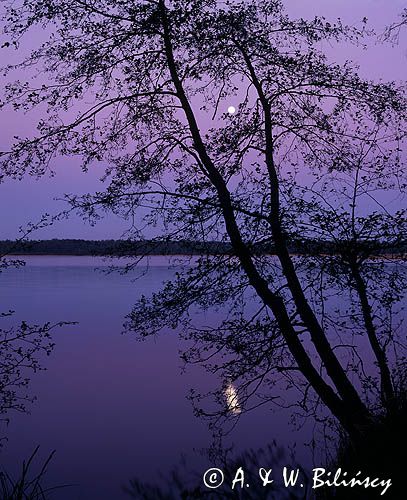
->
[0,256,313,499]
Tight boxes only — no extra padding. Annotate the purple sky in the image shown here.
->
[0,0,406,240]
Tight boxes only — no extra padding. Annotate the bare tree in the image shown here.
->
[1,0,406,444]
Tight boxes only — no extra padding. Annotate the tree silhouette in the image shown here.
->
[1,0,406,445]
[0,225,71,435]
[383,8,407,45]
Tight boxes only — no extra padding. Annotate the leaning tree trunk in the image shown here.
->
[349,259,395,411]
[236,43,369,420]
[158,0,371,442]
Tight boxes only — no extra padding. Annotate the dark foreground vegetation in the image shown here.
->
[6,427,405,500]
[0,447,65,500]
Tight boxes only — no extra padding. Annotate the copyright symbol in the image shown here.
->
[203,468,224,489]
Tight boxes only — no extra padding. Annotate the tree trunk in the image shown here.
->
[237,44,369,418]
[158,0,371,440]
[349,260,395,410]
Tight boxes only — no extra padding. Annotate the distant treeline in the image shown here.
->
[0,239,406,257]
[0,239,230,256]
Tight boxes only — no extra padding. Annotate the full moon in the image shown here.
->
[228,106,236,114]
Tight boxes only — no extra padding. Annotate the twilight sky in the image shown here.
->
[0,0,406,240]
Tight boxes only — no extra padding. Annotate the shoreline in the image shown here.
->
[4,253,406,260]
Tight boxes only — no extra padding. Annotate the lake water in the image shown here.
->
[0,256,318,499]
